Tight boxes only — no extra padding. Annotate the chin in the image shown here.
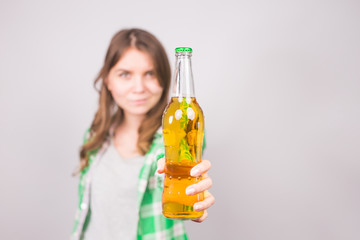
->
[125,106,152,116]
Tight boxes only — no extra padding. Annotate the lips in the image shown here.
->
[131,98,147,105]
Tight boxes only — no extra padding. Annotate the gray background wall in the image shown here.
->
[1,0,359,239]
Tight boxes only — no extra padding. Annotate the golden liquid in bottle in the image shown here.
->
[162,97,204,220]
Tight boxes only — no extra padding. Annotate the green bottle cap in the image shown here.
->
[175,47,192,53]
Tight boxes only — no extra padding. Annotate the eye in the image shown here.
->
[119,72,130,79]
[145,71,155,77]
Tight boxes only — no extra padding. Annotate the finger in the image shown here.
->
[204,189,211,198]
[193,191,215,211]
[190,159,211,177]
[186,177,213,195]
[192,210,208,223]
[156,158,165,174]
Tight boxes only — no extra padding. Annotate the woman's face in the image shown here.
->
[106,47,164,118]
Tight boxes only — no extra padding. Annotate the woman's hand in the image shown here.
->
[157,158,215,223]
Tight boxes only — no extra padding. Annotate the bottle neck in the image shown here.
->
[173,52,195,98]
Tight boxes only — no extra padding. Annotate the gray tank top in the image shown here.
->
[84,139,145,240]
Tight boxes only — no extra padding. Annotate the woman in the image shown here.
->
[72,28,215,240]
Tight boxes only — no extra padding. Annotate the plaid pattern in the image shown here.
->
[71,129,188,240]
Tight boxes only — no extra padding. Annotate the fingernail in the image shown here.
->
[155,168,162,176]
[191,168,199,176]
[194,203,202,211]
[186,188,195,195]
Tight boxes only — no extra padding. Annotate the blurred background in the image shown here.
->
[1,0,359,239]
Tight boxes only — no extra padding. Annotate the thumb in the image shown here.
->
[156,157,165,174]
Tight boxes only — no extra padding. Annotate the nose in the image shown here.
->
[133,76,146,93]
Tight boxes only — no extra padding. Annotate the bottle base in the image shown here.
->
[163,211,204,220]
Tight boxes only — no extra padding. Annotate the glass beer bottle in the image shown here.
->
[162,47,204,220]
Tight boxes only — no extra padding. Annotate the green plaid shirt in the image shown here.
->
[71,129,188,240]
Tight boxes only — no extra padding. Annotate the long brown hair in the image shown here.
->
[78,28,171,172]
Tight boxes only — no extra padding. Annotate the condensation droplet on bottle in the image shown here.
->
[186,97,191,104]
[178,177,181,180]
[169,115,173,124]
[187,107,195,120]
[169,176,172,180]
[178,96,183,103]
[175,109,182,120]
[188,177,191,181]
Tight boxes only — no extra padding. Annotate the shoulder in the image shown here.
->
[79,127,102,176]
[82,128,91,144]
[152,128,163,145]
[147,128,164,154]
